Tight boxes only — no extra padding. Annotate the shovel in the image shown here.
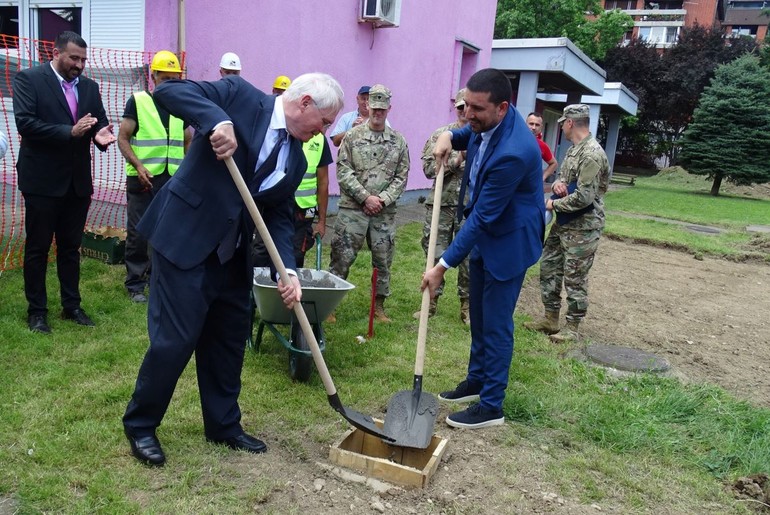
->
[382,165,444,449]
[224,156,394,442]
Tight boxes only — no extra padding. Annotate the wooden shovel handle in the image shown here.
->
[415,163,445,376]
[224,157,338,396]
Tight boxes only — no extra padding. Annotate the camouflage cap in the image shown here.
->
[558,104,590,123]
[368,84,391,109]
[454,88,467,108]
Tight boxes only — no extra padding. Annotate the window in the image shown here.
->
[727,0,767,8]
[605,0,637,9]
[37,8,81,42]
[639,26,679,44]
[453,38,480,104]
[729,26,758,37]
[0,7,19,48]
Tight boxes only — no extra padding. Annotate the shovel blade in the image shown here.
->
[382,389,439,449]
[328,393,395,442]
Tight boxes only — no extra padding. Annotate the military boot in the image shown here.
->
[413,297,438,319]
[549,319,580,343]
[459,298,471,326]
[524,310,560,335]
[374,295,391,323]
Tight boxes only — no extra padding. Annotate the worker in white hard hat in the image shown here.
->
[219,52,241,77]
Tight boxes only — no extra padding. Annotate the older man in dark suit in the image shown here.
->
[12,31,115,334]
[122,72,343,467]
[423,68,544,429]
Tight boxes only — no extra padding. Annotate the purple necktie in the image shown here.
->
[62,81,78,122]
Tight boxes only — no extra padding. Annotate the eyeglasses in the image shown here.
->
[311,99,334,130]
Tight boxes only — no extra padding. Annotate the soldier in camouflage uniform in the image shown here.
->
[415,88,471,324]
[328,84,410,322]
[525,104,609,343]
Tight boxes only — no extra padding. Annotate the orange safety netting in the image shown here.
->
[0,34,185,271]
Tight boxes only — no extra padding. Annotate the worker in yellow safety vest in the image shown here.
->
[254,76,333,268]
[118,50,192,303]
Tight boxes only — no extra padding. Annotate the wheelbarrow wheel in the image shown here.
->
[289,322,315,382]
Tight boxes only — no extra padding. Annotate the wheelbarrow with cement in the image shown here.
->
[251,263,354,382]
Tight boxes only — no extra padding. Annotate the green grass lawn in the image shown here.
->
[0,221,768,513]
[605,169,770,261]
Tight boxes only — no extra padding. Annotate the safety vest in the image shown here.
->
[295,133,324,209]
[126,91,184,177]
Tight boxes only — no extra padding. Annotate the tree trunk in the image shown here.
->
[710,175,723,196]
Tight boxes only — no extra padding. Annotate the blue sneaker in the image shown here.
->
[446,403,504,429]
[438,380,481,403]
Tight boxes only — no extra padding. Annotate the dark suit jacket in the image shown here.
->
[442,106,545,280]
[138,76,307,272]
[12,62,110,197]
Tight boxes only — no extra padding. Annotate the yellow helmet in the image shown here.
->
[150,50,182,73]
[272,75,291,90]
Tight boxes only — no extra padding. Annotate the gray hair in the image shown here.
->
[283,72,344,113]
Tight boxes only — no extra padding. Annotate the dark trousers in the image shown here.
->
[122,246,251,439]
[124,173,170,293]
[253,206,313,269]
[466,249,526,411]
[22,190,91,316]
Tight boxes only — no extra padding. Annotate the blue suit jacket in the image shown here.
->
[442,106,545,280]
[137,76,306,271]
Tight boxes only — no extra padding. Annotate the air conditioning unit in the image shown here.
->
[360,0,402,27]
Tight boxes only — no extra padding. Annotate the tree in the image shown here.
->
[601,26,758,167]
[495,0,633,61]
[655,26,758,164]
[679,54,770,196]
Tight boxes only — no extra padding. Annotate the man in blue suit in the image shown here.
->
[122,72,344,466]
[422,68,544,429]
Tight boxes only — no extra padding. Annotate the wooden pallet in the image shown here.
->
[610,172,636,186]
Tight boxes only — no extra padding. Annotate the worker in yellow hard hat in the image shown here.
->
[118,50,192,303]
[272,75,291,95]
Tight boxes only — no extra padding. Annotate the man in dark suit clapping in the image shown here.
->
[12,31,116,334]
[122,72,344,467]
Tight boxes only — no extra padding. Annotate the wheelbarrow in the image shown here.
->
[250,237,355,382]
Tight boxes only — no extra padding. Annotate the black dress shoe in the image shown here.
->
[209,432,267,454]
[28,314,51,334]
[125,430,166,466]
[61,308,95,327]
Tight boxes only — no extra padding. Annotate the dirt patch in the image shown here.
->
[519,239,770,408]
[732,474,770,510]
[224,239,770,514]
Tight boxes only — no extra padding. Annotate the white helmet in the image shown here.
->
[219,52,241,71]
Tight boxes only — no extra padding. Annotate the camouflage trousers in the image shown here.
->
[421,205,469,299]
[539,224,602,322]
[329,207,396,298]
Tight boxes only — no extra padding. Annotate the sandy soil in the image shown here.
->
[519,238,770,408]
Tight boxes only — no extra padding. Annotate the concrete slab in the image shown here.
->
[584,344,670,373]
[747,225,770,234]
[684,224,722,235]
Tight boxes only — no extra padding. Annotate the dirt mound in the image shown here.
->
[731,474,770,512]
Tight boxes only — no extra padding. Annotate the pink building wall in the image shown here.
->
[144,0,497,195]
